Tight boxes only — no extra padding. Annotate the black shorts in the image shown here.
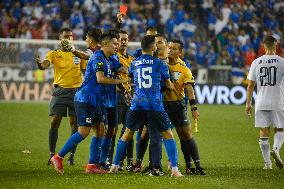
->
[126,110,171,132]
[94,105,104,123]
[163,101,190,127]
[117,91,130,125]
[49,86,77,117]
[104,107,118,128]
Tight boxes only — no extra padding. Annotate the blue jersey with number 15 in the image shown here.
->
[129,54,170,111]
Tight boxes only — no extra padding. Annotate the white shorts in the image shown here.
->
[255,110,284,128]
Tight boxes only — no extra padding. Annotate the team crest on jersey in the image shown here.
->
[173,71,181,80]
[73,57,79,65]
[97,62,103,67]
[86,118,92,124]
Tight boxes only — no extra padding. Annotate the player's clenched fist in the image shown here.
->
[60,39,75,52]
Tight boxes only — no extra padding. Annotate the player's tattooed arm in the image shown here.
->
[245,80,255,117]
[72,49,91,60]
[164,79,174,90]
[34,55,50,70]
[61,39,91,60]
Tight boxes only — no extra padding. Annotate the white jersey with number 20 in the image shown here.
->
[248,55,284,111]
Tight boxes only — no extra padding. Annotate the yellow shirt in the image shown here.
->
[45,50,87,88]
[178,57,186,66]
[163,62,195,101]
[117,52,134,92]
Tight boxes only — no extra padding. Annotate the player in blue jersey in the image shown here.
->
[109,35,183,177]
[50,32,129,174]
[132,27,159,173]
[133,34,168,176]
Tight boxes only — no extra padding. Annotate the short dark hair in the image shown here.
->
[108,29,119,38]
[171,39,184,50]
[87,28,102,43]
[263,35,277,49]
[119,30,128,35]
[146,26,157,33]
[101,31,118,43]
[141,35,156,51]
[59,27,72,35]
[155,34,167,42]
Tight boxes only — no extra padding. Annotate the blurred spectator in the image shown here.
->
[20,46,34,69]
[231,51,245,85]
[244,47,256,71]
[0,0,283,84]
[37,45,51,61]
[196,45,207,68]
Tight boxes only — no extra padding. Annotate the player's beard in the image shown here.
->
[153,49,159,57]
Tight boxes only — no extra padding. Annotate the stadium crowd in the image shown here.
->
[0,0,284,83]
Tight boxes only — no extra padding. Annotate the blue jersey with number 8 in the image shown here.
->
[129,54,170,111]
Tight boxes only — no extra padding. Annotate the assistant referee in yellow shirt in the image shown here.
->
[35,28,87,166]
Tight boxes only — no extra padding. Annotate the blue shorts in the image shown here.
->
[125,110,171,132]
[75,101,98,127]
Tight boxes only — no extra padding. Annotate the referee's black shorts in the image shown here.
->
[163,100,190,127]
[49,85,76,117]
[116,91,130,125]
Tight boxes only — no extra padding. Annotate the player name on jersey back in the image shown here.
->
[248,55,284,111]
[134,59,154,66]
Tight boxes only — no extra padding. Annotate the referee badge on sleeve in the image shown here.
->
[73,57,79,65]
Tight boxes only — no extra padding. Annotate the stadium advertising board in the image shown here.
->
[0,67,255,104]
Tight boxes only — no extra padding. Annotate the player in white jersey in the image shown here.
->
[246,35,284,169]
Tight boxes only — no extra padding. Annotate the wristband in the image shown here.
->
[189,99,196,106]
[191,106,198,111]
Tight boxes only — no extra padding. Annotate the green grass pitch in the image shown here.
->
[0,103,283,189]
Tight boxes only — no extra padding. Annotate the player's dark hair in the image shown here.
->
[141,35,156,51]
[59,27,72,34]
[155,34,167,42]
[101,31,118,43]
[119,30,128,35]
[263,35,277,49]
[171,39,184,51]
[146,26,157,33]
[87,28,102,43]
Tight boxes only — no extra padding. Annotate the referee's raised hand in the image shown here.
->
[34,54,43,70]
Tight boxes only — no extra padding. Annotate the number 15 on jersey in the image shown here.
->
[137,67,152,89]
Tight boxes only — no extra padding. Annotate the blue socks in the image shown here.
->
[58,132,84,158]
[89,136,103,164]
[163,138,178,167]
[113,139,128,165]
[99,137,112,164]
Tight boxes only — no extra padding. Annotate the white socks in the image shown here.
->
[172,166,178,172]
[259,137,271,165]
[273,131,284,153]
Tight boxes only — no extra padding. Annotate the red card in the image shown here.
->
[120,5,128,16]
